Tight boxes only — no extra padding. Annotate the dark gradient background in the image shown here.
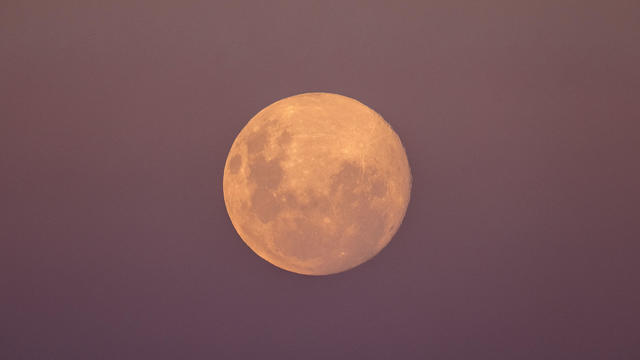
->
[2,1,639,359]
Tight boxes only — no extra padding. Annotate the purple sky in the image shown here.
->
[2,1,639,358]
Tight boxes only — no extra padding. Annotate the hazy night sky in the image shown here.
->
[2,1,639,358]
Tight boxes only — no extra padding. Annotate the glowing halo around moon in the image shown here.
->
[223,93,411,275]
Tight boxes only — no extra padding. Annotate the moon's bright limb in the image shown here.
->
[223,93,411,275]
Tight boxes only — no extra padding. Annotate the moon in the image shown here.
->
[223,93,411,275]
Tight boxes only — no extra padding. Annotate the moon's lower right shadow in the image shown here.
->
[223,93,411,275]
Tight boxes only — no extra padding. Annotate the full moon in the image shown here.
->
[223,93,411,275]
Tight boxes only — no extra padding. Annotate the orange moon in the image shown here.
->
[223,93,411,275]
